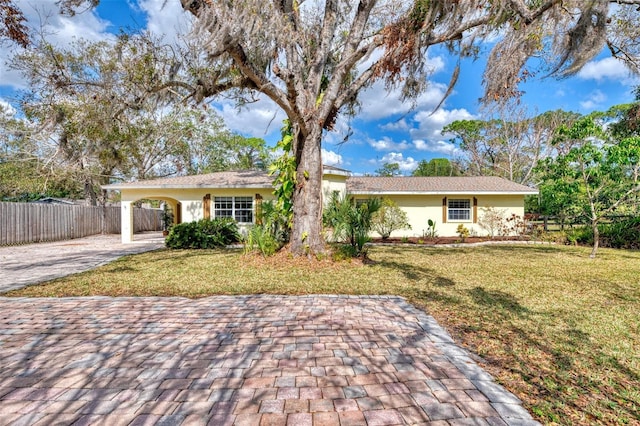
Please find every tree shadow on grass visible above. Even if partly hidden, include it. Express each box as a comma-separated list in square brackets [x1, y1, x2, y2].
[413, 283, 640, 423]
[468, 287, 530, 316]
[103, 265, 138, 273]
[373, 259, 455, 288]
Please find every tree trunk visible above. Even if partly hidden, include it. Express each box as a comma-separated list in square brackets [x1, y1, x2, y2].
[590, 220, 599, 259]
[290, 127, 325, 256]
[84, 177, 97, 206]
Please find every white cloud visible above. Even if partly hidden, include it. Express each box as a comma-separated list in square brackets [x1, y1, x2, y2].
[369, 136, 409, 151]
[0, 99, 17, 117]
[413, 139, 458, 156]
[18, 2, 114, 46]
[136, 0, 192, 43]
[357, 74, 448, 121]
[577, 57, 635, 83]
[213, 97, 286, 139]
[580, 89, 607, 110]
[410, 108, 475, 141]
[0, 2, 114, 91]
[321, 149, 343, 166]
[379, 118, 410, 132]
[379, 152, 419, 172]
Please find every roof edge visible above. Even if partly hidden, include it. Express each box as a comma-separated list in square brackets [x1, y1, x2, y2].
[349, 190, 539, 196]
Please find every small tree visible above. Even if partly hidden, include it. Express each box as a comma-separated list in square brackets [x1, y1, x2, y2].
[478, 206, 507, 238]
[371, 198, 411, 240]
[538, 114, 640, 258]
[323, 193, 381, 257]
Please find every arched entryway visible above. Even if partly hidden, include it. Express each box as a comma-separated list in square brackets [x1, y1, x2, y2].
[121, 197, 181, 243]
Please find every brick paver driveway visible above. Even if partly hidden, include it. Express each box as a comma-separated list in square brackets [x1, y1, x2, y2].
[0, 295, 539, 425]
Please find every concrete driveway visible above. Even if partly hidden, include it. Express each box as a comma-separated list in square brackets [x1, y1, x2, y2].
[0, 233, 164, 293]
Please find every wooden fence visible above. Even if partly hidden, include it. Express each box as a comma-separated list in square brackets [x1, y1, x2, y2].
[0, 202, 163, 246]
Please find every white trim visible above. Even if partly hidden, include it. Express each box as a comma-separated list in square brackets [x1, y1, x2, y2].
[348, 190, 538, 196]
[104, 184, 272, 190]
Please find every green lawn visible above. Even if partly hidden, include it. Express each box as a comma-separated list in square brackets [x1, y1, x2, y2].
[6, 244, 640, 424]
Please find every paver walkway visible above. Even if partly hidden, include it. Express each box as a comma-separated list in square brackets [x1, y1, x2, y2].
[0, 234, 164, 293]
[0, 295, 539, 425]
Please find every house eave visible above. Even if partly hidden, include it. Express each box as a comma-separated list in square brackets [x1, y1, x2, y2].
[103, 184, 274, 191]
[348, 190, 539, 196]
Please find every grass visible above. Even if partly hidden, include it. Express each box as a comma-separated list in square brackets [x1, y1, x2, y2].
[6, 244, 640, 424]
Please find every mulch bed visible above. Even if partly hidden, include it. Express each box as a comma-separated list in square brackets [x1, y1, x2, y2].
[371, 236, 530, 245]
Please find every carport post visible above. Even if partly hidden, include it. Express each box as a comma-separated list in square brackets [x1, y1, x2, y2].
[121, 201, 134, 243]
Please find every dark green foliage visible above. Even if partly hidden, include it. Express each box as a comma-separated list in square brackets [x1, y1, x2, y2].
[556, 218, 640, 249]
[323, 192, 381, 256]
[244, 201, 289, 257]
[165, 218, 241, 249]
[412, 158, 459, 176]
[600, 217, 640, 249]
[565, 227, 594, 246]
[268, 120, 295, 233]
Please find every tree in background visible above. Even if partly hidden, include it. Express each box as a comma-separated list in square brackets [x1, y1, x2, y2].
[537, 113, 640, 258]
[444, 108, 580, 185]
[0, 101, 83, 200]
[375, 162, 402, 177]
[412, 158, 459, 177]
[8, 33, 269, 204]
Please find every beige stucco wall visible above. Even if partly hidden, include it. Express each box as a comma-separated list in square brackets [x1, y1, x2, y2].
[355, 194, 526, 238]
[118, 187, 275, 242]
[321, 173, 348, 203]
[116, 180, 526, 242]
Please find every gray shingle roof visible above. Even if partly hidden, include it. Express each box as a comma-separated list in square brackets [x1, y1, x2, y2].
[103, 171, 537, 194]
[103, 170, 273, 190]
[347, 176, 537, 194]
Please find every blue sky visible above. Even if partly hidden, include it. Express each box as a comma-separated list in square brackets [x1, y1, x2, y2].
[1, 0, 637, 176]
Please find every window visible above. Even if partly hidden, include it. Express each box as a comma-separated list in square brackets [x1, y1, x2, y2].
[448, 199, 471, 221]
[214, 196, 253, 223]
[234, 197, 253, 223]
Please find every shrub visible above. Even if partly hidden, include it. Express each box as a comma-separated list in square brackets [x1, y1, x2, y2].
[165, 218, 241, 249]
[504, 214, 528, 236]
[478, 206, 506, 237]
[244, 225, 280, 257]
[456, 224, 470, 241]
[323, 192, 381, 256]
[565, 226, 593, 246]
[371, 198, 411, 240]
[599, 217, 640, 249]
[244, 200, 290, 257]
[478, 206, 529, 237]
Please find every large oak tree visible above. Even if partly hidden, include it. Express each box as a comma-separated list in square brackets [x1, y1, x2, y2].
[180, 0, 640, 255]
[5, 0, 640, 254]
